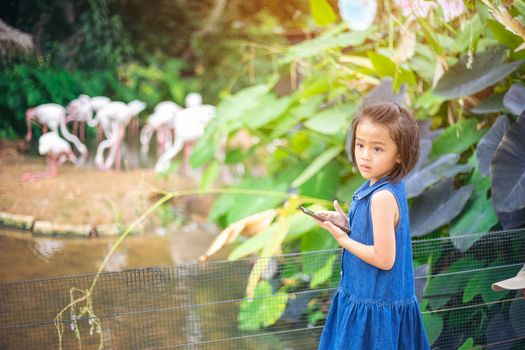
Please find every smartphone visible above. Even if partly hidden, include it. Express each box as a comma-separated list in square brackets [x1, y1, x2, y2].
[299, 206, 351, 234]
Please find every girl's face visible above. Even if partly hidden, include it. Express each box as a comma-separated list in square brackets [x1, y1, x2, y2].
[354, 118, 400, 185]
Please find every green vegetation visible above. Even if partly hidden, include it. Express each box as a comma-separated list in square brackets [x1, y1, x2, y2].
[2, 0, 525, 348]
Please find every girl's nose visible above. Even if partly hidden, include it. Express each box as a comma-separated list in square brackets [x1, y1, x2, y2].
[360, 148, 371, 160]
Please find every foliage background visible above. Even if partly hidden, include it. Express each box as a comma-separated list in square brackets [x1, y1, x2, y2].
[1, 0, 525, 348]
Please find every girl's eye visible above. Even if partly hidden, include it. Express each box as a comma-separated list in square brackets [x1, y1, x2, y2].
[374, 147, 383, 152]
[356, 143, 364, 148]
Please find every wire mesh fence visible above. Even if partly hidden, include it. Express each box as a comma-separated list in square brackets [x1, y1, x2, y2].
[0, 229, 524, 349]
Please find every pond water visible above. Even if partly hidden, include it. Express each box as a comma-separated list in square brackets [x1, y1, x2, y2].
[0, 227, 321, 349]
[0, 225, 227, 282]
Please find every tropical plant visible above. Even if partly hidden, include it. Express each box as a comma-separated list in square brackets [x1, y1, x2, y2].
[186, 0, 525, 345]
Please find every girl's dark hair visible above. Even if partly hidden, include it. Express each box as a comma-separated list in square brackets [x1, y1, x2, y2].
[347, 102, 420, 183]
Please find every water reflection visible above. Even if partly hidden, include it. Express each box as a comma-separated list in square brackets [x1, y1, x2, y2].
[31, 239, 64, 261]
[0, 225, 225, 282]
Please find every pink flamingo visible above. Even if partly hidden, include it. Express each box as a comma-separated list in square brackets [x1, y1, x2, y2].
[155, 104, 215, 174]
[25, 103, 88, 164]
[94, 100, 146, 171]
[21, 132, 78, 181]
[140, 101, 181, 155]
[66, 95, 111, 142]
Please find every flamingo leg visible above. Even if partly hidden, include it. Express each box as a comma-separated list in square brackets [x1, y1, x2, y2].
[21, 154, 60, 182]
[182, 141, 194, 175]
[80, 122, 85, 142]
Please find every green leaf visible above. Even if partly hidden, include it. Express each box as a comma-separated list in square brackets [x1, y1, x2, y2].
[292, 146, 342, 188]
[431, 119, 486, 156]
[228, 225, 277, 260]
[304, 105, 353, 135]
[450, 195, 498, 252]
[516, 0, 525, 17]
[336, 174, 365, 202]
[238, 281, 288, 330]
[462, 275, 481, 303]
[422, 312, 443, 345]
[416, 17, 444, 55]
[425, 256, 479, 309]
[300, 228, 339, 253]
[208, 176, 288, 225]
[480, 258, 511, 304]
[281, 29, 372, 63]
[368, 52, 416, 90]
[216, 84, 273, 124]
[486, 19, 525, 60]
[189, 126, 221, 168]
[310, 254, 337, 288]
[299, 160, 340, 200]
[452, 15, 483, 54]
[457, 338, 475, 350]
[200, 160, 220, 190]
[309, 0, 337, 26]
[243, 94, 295, 129]
[434, 46, 524, 99]
[285, 213, 321, 242]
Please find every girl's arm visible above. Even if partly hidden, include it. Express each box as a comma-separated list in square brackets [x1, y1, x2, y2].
[322, 190, 398, 270]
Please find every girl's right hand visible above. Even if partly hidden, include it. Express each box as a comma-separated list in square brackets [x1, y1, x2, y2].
[316, 200, 349, 227]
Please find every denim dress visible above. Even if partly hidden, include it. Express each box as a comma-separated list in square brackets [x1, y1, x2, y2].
[318, 178, 430, 350]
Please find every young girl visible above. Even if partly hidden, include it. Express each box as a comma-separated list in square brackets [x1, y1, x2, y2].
[316, 102, 430, 349]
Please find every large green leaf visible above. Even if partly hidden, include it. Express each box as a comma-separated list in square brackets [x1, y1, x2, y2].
[503, 84, 525, 116]
[310, 254, 337, 288]
[208, 176, 289, 225]
[228, 213, 319, 260]
[269, 95, 324, 139]
[216, 83, 274, 124]
[450, 195, 498, 252]
[405, 152, 472, 199]
[304, 105, 352, 135]
[228, 225, 277, 260]
[368, 52, 416, 90]
[291, 146, 342, 188]
[243, 94, 295, 129]
[309, 0, 337, 26]
[425, 256, 478, 309]
[491, 113, 525, 213]
[476, 116, 510, 177]
[451, 15, 483, 54]
[434, 46, 524, 99]
[281, 28, 371, 63]
[431, 119, 486, 156]
[189, 125, 222, 168]
[410, 178, 473, 237]
[299, 160, 341, 200]
[238, 281, 288, 330]
[422, 312, 443, 346]
[480, 258, 510, 304]
[300, 228, 339, 253]
[471, 94, 505, 114]
[486, 19, 525, 60]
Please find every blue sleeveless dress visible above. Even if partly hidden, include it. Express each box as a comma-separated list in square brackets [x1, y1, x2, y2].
[318, 178, 430, 350]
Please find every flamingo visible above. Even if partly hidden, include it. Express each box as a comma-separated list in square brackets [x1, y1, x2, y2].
[25, 103, 88, 164]
[94, 100, 146, 171]
[140, 101, 182, 155]
[66, 95, 111, 142]
[155, 104, 215, 173]
[21, 132, 78, 181]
